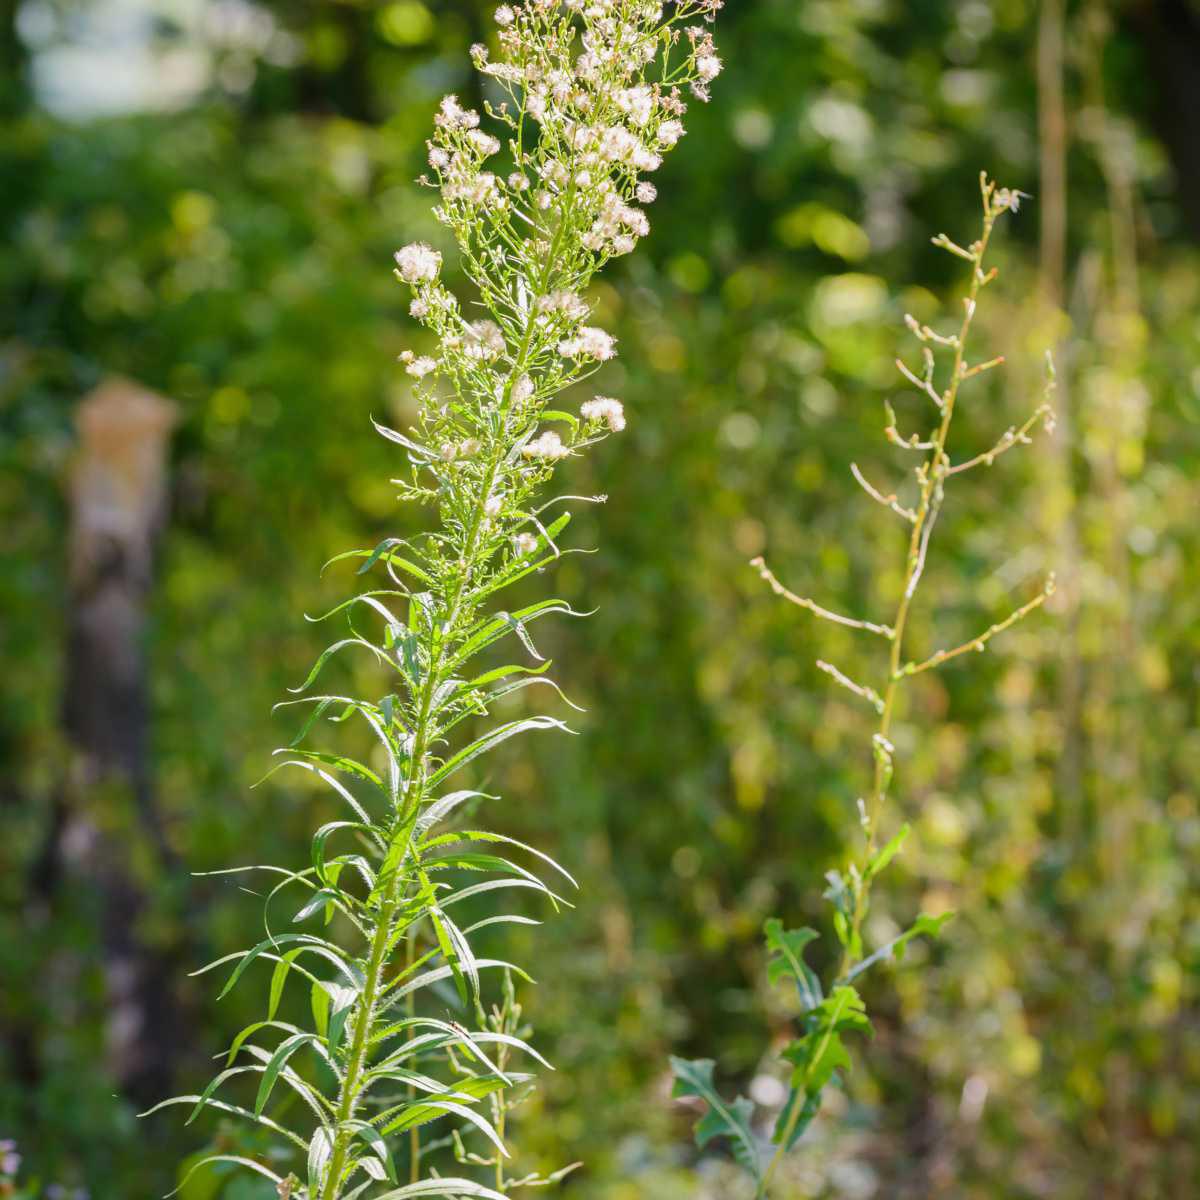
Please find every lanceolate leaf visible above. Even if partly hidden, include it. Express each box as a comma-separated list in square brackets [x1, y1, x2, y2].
[346, 1120, 398, 1183]
[426, 716, 571, 789]
[378, 1096, 509, 1155]
[371, 1181, 507, 1200]
[169, 1156, 285, 1198]
[254, 1032, 335, 1116]
[142, 1094, 308, 1151]
[865, 822, 911, 880]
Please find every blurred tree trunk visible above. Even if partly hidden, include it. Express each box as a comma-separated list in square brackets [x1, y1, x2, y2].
[1036, 0, 1086, 824]
[45, 379, 182, 1107]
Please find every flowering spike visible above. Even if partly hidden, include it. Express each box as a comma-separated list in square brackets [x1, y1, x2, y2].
[172, 4, 726, 1197]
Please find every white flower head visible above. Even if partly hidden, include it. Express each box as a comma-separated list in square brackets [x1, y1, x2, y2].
[512, 374, 536, 405]
[514, 531, 539, 555]
[436, 94, 480, 129]
[696, 53, 723, 82]
[538, 289, 589, 323]
[582, 395, 626, 431]
[394, 242, 442, 284]
[617, 84, 656, 126]
[467, 129, 502, 158]
[464, 319, 506, 361]
[657, 119, 685, 147]
[522, 430, 571, 460]
[399, 350, 438, 379]
[558, 326, 617, 362]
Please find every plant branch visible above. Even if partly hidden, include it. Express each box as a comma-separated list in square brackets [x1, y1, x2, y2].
[751, 557, 894, 638]
[897, 579, 1055, 678]
[849, 462, 917, 523]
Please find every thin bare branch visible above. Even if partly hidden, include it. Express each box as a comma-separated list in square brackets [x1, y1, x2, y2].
[904, 313, 960, 348]
[896, 577, 1056, 678]
[750, 557, 893, 638]
[960, 355, 1005, 380]
[947, 402, 1055, 475]
[816, 660, 885, 713]
[903, 485, 942, 600]
[850, 462, 917, 523]
[895, 357, 944, 409]
[931, 232, 975, 261]
[883, 400, 935, 451]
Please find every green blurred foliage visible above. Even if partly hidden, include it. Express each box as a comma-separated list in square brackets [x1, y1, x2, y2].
[1, 1, 1198, 1197]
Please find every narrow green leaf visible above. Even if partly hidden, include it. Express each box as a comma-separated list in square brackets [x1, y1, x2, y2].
[772, 1086, 822, 1151]
[169, 1156, 284, 1198]
[427, 716, 570, 789]
[421, 830, 578, 888]
[254, 1032, 319, 1116]
[268, 949, 303, 1020]
[311, 981, 330, 1038]
[140, 1094, 308, 1152]
[378, 1096, 508, 1156]
[866, 822, 911, 880]
[371, 1180, 507, 1200]
[346, 1120, 398, 1183]
[326, 983, 358, 1055]
[307, 1126, 334, 1197]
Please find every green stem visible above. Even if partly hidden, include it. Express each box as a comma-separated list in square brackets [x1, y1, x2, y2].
[406, 933, 420, 1184]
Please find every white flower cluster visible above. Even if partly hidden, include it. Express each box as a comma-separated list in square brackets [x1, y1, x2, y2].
[523, 430, 572, 460]
[584, 192, 651, 256]
[582, 395, 626, 431]
[388, 0, 721, 556]
[399, 350, 438, 379]
[687, 25, 723, 100]
[558, 326, 617, 361]
[394, 242, 442, 284]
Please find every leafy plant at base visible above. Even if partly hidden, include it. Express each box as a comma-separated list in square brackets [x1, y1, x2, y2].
[672, 175, 1056, 1196]
[144, 3, 725, 1197]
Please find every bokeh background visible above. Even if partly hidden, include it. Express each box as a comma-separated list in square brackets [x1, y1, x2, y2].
[2, 1, 1198, 1197]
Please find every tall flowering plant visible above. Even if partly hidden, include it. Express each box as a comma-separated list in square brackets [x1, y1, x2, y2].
[148, 4, 723, 1198]
[672, 177, 1056, 1197]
